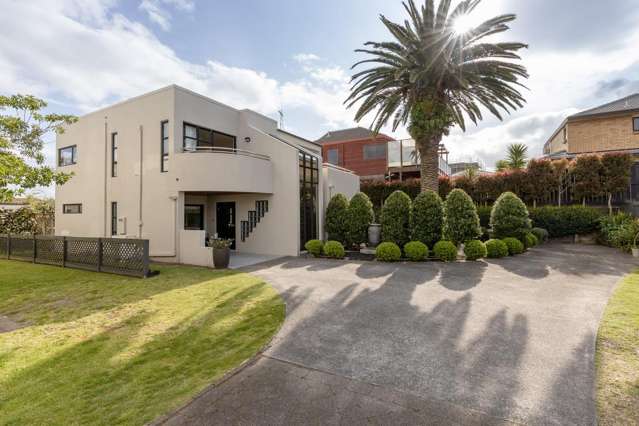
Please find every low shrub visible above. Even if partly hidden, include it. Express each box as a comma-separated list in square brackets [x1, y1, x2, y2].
[464, 240, 487, 261]
[404, 241, 428, 261]
[599, 213, 639, 252]
[380, 190, 412, 247]
[323, 241, 345, 259]
[410, 191, 443, 248]
[443, 189, 481, 245]
[531, 227, 549, 243]
[490, 192, 531, 240]
[502, 237, 525, 255]
[325, 194, 349, 244]
[376, 242, 402, 262]
[486, 239, 509, 258]
[529, 205, 602, 238]
[346, 192, 375, 246]
[304, 239, 323, 257]
[523, 232, 538, 248]
[434, 240, 458, 262]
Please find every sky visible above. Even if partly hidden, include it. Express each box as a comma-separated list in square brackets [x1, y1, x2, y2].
[2, 0, 639, 196]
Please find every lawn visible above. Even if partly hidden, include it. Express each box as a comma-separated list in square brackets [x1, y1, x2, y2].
[0, 260, 285, 425]
[596, 270, 639, 425]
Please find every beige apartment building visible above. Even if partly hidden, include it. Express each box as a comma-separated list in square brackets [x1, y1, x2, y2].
[55, 85, 359, 266]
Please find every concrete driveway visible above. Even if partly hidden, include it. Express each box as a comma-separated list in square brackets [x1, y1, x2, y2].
[162, 243, 635, 425]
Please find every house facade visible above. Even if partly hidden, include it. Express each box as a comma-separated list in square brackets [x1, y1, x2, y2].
[55, 85, 359, 266]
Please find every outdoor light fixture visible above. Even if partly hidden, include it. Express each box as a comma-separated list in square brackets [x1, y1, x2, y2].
[244, 137, 251, 143]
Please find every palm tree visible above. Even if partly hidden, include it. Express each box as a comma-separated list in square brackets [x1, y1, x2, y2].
[345, 0, 528, 192]
[495, 159, 509, 172]
[505, 143, 528, 169]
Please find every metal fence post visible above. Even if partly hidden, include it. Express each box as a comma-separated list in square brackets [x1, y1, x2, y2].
[62, 237, 67, 268]
[142, 240, 150, 278]
[97, 238, 103, 272]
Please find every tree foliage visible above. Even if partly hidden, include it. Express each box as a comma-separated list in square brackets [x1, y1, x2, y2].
[1, 95, 77, 202]
[410, 190, 443, 247]
[346, 192, 375, 246]
[490, 192, 531, 240]
[572, 155, 603, 203]
[525, 159, 554, 207]
[601, 153, 633, 214]
[443, 189, 481, 244]
[325, 194, 349, 243]
[380, 190, 412, 246]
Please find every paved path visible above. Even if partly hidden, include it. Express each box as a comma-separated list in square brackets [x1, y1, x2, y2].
[161, 243, 635, 425]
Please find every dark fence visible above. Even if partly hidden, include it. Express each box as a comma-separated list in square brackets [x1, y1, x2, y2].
[0, 235, 150, 278]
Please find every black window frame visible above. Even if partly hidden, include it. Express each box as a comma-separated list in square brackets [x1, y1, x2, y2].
[363, 143, 386, 160]
[58, 145, 77, 167]
[111, 202, 118, 236]
[184, 204, 205, 230]
[326, 148, 340, 165]
[161, 120, 169, 172]
[63, 203, 82, 214]
[183, 122, 237, 152]
[633, 117, 639, 133]
[299, 152, 319, 248]
[111, 132, 118, 177]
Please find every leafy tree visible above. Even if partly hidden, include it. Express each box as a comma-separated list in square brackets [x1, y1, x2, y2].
[346, 0, 528, 194]
[410, 190, 443, 247]
[505, 143, 528, 169]
[380, 190, 412, 246]
[0, 95, 77, 202]
[495, 159, 509, 172]
[443, 189, 481, 244]
[325, 193, 349, 243]
[601, 153, 633, 215]
[572, 155, 603, 205]
[346, 192, 375, 246]
[551, 158, 570, 206]
[525, 159, 554, 207]
[490, 192, 531, 240]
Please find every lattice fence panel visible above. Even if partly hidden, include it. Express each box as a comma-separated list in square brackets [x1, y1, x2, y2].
[35, 237, 64, 266]
[101, 239, 147, 277]
[9, 237, 34, 261]
[65, 237, 99, 270]
[0, 235, 8, 258]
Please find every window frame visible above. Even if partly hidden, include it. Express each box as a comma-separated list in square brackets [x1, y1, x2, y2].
[183, 122, 237, 152]
[161, 120, 169, 172]
[184, 204, 205, 230]
[58, 145, 77, 167]
[633, 117, 639, 133]
[62, 203, 82, 214]
[362, 143, 387, 160]
[111, 132, 118, 177]
[326, 148, 340, 165]
[111, 202, 118, 236]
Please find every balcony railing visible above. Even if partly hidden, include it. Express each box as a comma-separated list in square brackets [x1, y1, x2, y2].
[183, 146, 270, 161]
[387, 139, 451, 176]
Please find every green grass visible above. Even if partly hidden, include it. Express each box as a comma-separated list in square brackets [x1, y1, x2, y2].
[0, 260, 285, 425]
[596, 270, 639, 425]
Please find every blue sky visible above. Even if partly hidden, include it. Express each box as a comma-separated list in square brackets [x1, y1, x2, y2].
[2, 0, 639, 198]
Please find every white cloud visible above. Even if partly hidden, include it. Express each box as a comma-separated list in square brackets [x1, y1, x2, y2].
[139, 0, 194, 31]
[293, 53, 320, 63]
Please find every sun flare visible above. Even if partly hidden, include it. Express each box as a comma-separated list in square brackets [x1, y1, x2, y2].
[453, 15, 476, 34]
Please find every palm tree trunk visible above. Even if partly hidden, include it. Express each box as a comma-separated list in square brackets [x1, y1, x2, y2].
[417, 134, 441, 193]
[608, 193, 613, 215]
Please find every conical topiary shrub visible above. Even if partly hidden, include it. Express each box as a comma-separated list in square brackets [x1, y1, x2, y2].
[325, 193, 349, 244]
[443, 189, 481, 245]
[380, 190, 412, 247]
[410, 190, 443, 248]
[490, 192, 531, 240]
[346, 192, 375, 246]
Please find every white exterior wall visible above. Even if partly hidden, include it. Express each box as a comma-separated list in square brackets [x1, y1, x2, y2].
[55, 85, 324, 261]
[322, 164, 360, 202]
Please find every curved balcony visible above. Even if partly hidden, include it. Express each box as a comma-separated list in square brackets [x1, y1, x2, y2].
[173, 147, 273, 194]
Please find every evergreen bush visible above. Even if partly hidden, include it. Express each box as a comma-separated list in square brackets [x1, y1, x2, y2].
[443, 189, 481, 245]
[433, 240, 458, 262]
[464, 240, 487, 261]
[323, 241, 345, 259]
[486, 239, 509, 258]
[346, 192, 374, 246]
[490, 192, 531, 240]
[325, 194, 349, 244]
[380, 190, 412, 247]
[403, 241, 428, 261]
[304, 240, 323, 257]
[376, 242, 402, 262]
[410, 190, 443, 248]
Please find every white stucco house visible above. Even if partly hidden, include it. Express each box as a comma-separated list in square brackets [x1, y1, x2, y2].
[55, 85, 359, 266]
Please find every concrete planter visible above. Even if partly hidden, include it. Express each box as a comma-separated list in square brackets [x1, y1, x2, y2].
[368, 224, 381, 247]
[213, 247, 230, 269]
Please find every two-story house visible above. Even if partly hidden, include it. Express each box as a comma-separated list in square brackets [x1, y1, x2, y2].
[55, 85, 359, 267]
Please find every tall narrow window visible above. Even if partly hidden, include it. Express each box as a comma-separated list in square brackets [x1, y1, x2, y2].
[299, 152, 319, 247]
[161, 121, 169, 172]
[111, 133, 118, 177]
[111, 202, 118, 236]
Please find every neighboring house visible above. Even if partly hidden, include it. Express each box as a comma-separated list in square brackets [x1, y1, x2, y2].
[0, 198, 29, 211]
[55, 85, 359, 266]
[316, 127, 451, 181]
[449, 162, 480, 176]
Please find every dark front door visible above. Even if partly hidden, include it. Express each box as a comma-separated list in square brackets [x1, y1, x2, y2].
[216, 202, 236, 249]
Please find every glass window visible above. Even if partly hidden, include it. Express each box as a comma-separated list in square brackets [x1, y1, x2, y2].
[213, 131, 235, 150]
[363, 143, 386, 160]
[161, 121, 169, 172]
[63, 203, 82, 214]
[111, 133, 118, 177]
[183, 123, 236, 151]
[299, 152, 319, 248]
[327, 148, 339, 165]
[184, 205, 204, 230]
[633, 117, 639, 132]
[58, 145, 77, 166]
[111, 202, 118, 236]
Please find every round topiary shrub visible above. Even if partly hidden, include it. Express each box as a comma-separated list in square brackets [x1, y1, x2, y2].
[523, 232, 538, 248]
[502, 237, 525, 255]
[410, 190, 443, 248]
[323, 241, 345, 259]
[464, 240, 487, 261]
[486, 239, 509, 258]
[346, 192, 375, 246]
[376, 242, 402, 262]
[304, 239, 323, 257]
[403, 241, 428, 262]
[433, 240, 458, 262]
[325, 194, 349, 244]
[380, 190, 412, 247]
[443, 189, 481, 245]
[531, 227, 549, 243]
[490, 192, 531, 240]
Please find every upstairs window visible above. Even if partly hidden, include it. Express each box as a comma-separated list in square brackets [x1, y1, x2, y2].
[633, 117, 639, 133]
[183, 123, 236, 152]
[63, 203, 82, 214]
[327, 148, 339, 165]
[58, 145, 77, 166]
[363, 143, 386, 160]
[111, 133, 118, 177]
[161, 121, 169, 172]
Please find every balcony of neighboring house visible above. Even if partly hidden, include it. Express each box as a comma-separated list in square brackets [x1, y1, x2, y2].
[173, 123, 273, 194]
[386, 138, 451, 181]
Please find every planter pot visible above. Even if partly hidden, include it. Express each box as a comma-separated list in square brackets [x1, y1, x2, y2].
[368, 224, 381, 247]
[632, 248, 639, 258]
[213, 247, 230, 269]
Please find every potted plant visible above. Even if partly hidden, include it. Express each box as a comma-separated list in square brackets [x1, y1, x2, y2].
[211, 238, 233, 269]
[368, 223, 381, 247]
[632, 232, 639, 258]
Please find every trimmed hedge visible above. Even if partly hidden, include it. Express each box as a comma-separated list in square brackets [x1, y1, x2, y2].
[443, 189, 481, 245]
[490, 192, 531, 240]
[325, 194, 349, 243]
[523, 232, 538, 248]
[404, 241, 428, 261]
[434, 241, 458, 262]
[531, 227, 549, 243]
[347, 192, 375, 246]
[380, 190, 412, 247]
[304, 240, 323, 257]
[376, 242, 402, 262]
[464, 240, 487, 261]
[323, 241, 345, 259]
[529, 205, 602, 237]
[486, 239, 509, 258]
[503, 237, 525, 255]
[410, 190, 443, 248]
